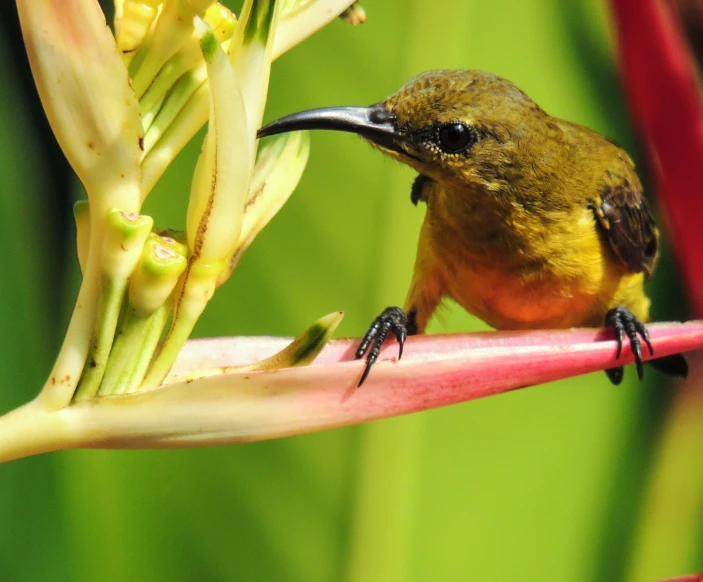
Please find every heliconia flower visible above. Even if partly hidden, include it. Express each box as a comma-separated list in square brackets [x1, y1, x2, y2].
[1, 0, 359, 443]
[3, 0, 703, 470]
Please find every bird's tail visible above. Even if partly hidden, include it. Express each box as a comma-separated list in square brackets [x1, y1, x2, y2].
[649, 353, 688, 378]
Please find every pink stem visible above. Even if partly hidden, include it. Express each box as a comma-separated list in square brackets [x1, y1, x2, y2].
[75, 321, 703, 451]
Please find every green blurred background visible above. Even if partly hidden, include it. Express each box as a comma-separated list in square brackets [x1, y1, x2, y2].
[0, 0, 701, 580]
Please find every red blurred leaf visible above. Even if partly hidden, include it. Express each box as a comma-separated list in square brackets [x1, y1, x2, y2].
[610, 0, 703, 314]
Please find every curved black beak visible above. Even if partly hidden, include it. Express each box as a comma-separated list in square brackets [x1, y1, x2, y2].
[257, 105, 401, 153]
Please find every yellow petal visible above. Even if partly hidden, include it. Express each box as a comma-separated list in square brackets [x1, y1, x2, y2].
[228, 0, 280, 140]
[187, 20, 250, 263]
[217, 131, 310, 285]
[274, 0, 356, 58]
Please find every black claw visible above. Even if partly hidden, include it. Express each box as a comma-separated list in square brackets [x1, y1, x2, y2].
[397, 328, 408, 360]
[354, 324, 378, 360]
[604, 306, 653, 384]
[356, 306, 408, 387]
[605, 307, 689, 383]
[358, 358, 374, 387]
[634, 355, 644, 381]
[637, 321, 654, 356]
[611, 317, 625, 359]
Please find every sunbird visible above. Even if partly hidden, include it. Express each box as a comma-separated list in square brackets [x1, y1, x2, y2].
[258, 70, 687, 386]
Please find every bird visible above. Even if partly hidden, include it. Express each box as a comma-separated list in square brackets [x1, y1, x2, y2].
[257, 69, 688, 386]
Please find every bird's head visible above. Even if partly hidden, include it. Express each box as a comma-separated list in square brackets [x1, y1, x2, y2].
[257, 70, 555, 190]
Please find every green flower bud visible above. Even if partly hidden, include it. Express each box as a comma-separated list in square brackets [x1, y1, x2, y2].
[102, 209, 154, 279]
[155, 229, 190, 254]
[129, 237, 188, 317]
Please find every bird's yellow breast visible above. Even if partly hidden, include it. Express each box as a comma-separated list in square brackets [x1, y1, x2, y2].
[424, 189, 651, 329]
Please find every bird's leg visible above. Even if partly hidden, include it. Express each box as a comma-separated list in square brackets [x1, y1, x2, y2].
[604, 305, 654, 384]
[355, 307, 409, 386]
[355, 261, 444, 386]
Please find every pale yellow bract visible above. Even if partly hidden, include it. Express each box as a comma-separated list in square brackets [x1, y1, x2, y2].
[0, 0, 356, 462]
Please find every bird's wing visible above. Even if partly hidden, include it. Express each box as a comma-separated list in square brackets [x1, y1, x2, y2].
[592, 173, 658, 277]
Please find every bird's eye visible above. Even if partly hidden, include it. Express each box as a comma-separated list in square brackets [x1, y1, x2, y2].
[438, 122, 476, 153]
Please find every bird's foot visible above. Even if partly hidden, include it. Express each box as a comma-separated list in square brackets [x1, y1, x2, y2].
[355, 306, 408, 387]
[604, 305, 654, 385]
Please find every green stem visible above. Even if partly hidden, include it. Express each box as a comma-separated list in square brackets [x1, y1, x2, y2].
[140, 40, 202, 133]
[140, 283, 205, 391]
[99, 305, 155, 395]
[73, 276, 127, 401]
[140, 81, 210, 197]
[36, 241, 102, 410]
[123, 304, 170, 394]
[142, 64, 207, 156]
